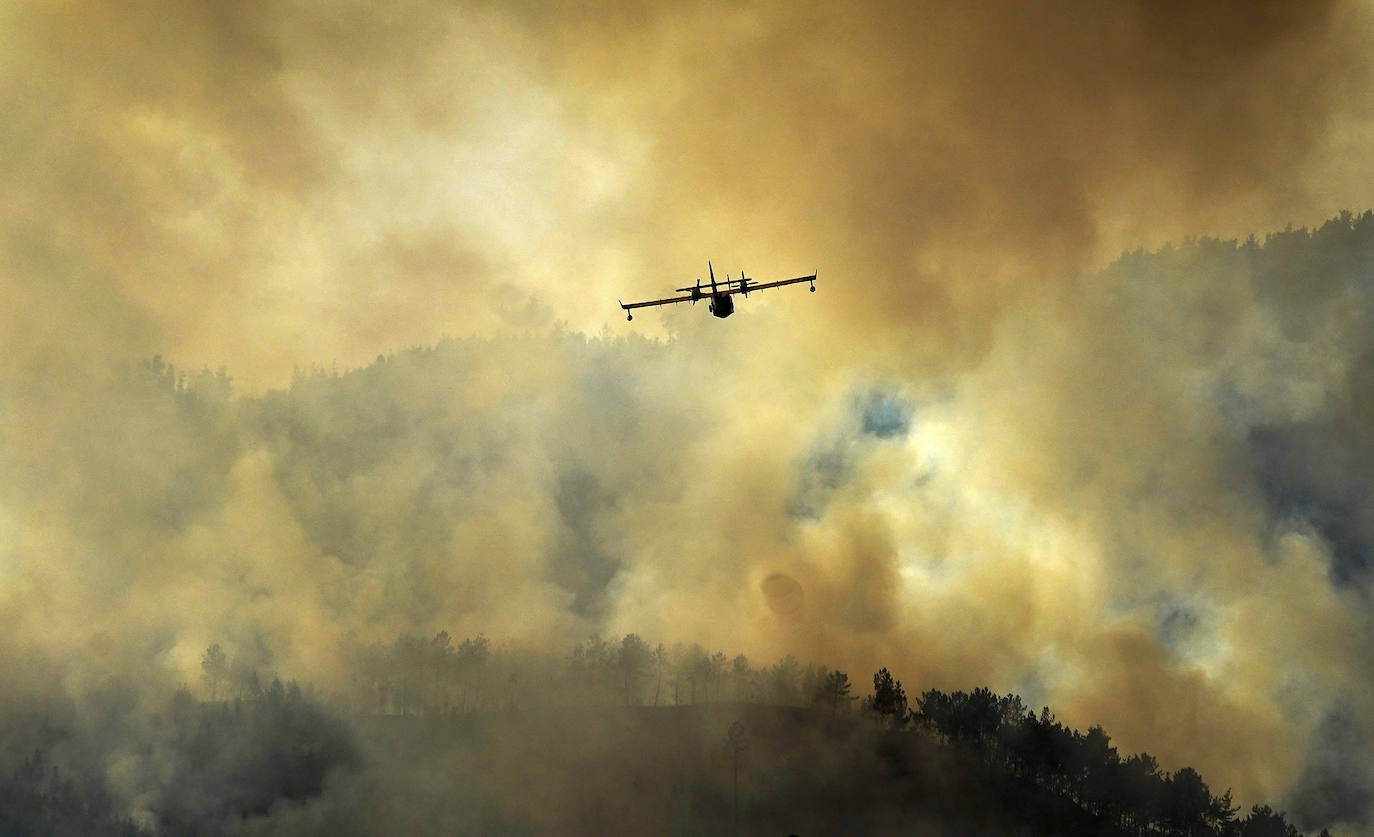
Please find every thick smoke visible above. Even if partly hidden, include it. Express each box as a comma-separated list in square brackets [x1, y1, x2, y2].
[4, 1, 1370, 387]
[4, 1, 1374, 832]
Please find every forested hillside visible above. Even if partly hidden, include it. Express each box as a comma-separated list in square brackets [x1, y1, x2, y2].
[6, 214, 1374, 833]
[1, 627, 1325, 835]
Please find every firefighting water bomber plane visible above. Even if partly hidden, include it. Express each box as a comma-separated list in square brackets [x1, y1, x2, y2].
[620, 262, 817, 321]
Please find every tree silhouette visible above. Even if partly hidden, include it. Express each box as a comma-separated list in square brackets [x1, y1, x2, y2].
[201, 643, 227, 701]
[681, 643, 709, 704]
[618, 633, 652, 705]
[869, 668, 908, 726]
[455, 633, 489, 711]
[1207, 788, 1240, 833]
[768, 655, 802, 705]
[1162, 766, 1213, 835]
[814, 670, 856, 717]
[231, 661, 262, 701]
[731, 654, 753, 702]
[708, 651, 728, 702]
[1239, 804, 1303, 837]
[651, 643, 668, 705]
[1118, 752, 1163, 832]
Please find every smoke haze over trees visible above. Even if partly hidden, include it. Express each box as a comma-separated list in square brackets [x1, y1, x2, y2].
[0, 624, 1330, 835]
[3, 219, 1374, 832]
[6, 0, 1374, 829]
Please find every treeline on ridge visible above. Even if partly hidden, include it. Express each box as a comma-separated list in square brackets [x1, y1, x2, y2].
[201, 629, 1324, 837]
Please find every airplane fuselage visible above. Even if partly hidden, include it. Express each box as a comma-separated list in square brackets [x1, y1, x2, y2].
[708, 293, 735, 318]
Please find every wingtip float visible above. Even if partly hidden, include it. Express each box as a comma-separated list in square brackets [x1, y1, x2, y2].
[620, 262, 817, 321]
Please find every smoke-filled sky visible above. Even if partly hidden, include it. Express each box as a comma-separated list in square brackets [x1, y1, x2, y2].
[6, 0, 1374, 829]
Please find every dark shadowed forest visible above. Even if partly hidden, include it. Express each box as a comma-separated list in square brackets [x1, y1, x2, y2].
[0, 627, 1328, 836]
[6, 216, 1374, 834]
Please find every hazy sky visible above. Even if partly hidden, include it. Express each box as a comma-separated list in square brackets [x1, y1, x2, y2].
[6, 0, 1374, 825]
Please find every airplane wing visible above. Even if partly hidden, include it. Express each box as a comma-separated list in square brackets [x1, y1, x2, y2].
[717, 272, 817, 297]
[620, 293, 698, 311]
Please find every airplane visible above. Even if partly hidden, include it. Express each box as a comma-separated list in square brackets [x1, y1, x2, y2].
[619, 262, 817, 321]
